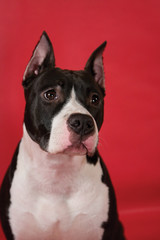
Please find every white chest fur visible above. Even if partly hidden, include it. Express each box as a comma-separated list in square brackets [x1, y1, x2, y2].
[9, 130, 109, 240]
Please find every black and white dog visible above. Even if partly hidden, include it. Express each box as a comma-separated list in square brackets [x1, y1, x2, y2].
[0, 32, 125, 240]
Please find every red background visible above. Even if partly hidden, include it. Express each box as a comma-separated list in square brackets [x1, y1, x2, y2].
[0, 0, 160, 239]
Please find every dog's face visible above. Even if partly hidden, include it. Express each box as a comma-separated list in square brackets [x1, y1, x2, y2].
[22, 32, 106, 157]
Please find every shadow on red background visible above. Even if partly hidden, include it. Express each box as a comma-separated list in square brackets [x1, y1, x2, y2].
[0, 0, 160, 239]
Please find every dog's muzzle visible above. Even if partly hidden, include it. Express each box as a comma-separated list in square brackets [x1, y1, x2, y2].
[47, 111, 98, 156]
[62, 113, 97, 156]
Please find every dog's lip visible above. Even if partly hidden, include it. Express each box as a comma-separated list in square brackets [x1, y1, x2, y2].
[63, 143, 88, 156]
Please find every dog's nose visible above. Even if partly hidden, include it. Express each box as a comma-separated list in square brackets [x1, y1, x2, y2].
[67, 113, 95, 136]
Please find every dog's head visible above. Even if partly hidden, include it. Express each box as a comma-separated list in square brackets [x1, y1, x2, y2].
[22, 32, 106, 157]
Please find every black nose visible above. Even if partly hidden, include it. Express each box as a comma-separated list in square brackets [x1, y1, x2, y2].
[67, 113, 95, 136]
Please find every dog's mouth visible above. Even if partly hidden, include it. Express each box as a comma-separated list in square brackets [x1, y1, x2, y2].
[63, 142, 88, 156]
[62, 134, 98, 157]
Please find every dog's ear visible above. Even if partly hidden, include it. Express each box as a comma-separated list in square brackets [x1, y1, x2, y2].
[85, 41, 107, 89]
[23, 31, 55, 81]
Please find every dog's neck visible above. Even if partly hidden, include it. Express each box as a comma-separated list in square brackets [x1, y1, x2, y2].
[20, 124, 87, 194]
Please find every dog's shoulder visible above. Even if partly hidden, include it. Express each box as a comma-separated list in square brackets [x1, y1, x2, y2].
[0, 142, 20, 239]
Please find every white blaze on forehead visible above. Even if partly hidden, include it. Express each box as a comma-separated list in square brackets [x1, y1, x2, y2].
[47, 88, 98, 154]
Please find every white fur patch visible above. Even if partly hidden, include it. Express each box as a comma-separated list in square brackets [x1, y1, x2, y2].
[9, 126, 109, 240]
[47, 88, 98, 155]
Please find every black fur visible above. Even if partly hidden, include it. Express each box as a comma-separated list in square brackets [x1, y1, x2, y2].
[0, 144, 20, 240]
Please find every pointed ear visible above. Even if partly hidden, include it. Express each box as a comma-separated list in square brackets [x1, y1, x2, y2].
[85, 41, 107, 89]
[23, 31, 55, 81]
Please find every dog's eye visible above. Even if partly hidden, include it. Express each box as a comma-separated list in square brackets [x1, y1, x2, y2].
[43, 89, 57, 101]
[90, 93, 100, 106]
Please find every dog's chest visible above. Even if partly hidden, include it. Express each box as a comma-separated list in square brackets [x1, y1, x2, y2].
[9, 143, 109, 240]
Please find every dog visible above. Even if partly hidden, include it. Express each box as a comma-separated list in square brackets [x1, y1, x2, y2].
[0, 32, 125, 240]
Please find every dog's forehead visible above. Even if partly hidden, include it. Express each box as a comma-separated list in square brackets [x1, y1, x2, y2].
[36, 68, 96, 91]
